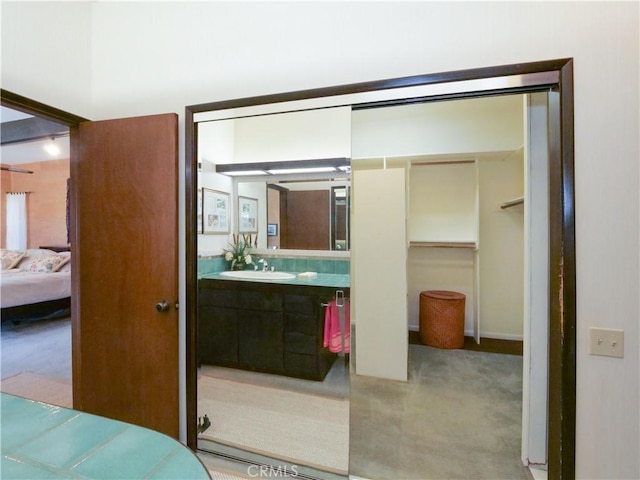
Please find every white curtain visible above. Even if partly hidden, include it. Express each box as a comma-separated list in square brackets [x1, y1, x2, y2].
[6, 193, 27, 250]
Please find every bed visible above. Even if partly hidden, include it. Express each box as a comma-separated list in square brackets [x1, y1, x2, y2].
[1, 248, 71, 322]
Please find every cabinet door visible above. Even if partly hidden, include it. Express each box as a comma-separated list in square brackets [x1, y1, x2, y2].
[283, 294, 319, 376]
[284, 294, 318, 335]
[198, 306, 238, 366]
[238, 310, 284, 372]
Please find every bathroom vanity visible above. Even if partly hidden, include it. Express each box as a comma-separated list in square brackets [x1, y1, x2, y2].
[198, 274, 350, 381]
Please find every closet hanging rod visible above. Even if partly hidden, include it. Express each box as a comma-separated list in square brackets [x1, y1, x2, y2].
[500, 196, 524, 209]
[409, 241, 477, 249]
[1, 166, 34, 174]
[412, 159, 475, 167]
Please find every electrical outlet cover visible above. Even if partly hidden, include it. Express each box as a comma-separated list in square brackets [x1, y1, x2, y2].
[589, 327, 624, 358]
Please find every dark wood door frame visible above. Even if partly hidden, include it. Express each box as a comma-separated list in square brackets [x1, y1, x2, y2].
[1, 90, 88, 127]
[186, 58, 576, 480]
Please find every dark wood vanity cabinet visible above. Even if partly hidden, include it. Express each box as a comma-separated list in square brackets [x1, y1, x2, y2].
[238, 309, 284, 372]
[283, 293, 335, 379]
[198, 279, 347, 380]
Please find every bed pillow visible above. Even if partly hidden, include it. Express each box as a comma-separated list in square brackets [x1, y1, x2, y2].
[26, 248, 57, 256]
[58, 259, 72, 272]
[1, 250, 26, 270]
[57, 251, 71, 269]
[21, 253, 71, 273]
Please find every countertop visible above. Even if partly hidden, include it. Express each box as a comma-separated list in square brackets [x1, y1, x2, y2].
[1, 393, 211, 479]
[200, 271, 350, 289]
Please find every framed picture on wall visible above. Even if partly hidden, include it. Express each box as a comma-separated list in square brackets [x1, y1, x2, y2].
[197, 189, 203, 234]
[267, 223, 278, 236]
[203, 188, 230, 234]
[238, 196, 258, 234]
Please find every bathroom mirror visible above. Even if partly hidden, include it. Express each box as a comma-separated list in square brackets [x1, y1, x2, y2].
[233, 178, 351, 251]
[186, 59, 576, 479]
[197, 107, 351, 254]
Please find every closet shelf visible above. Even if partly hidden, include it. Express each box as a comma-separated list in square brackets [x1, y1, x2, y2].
[409, 241, 478, 249]
[500, 196, 524, 209]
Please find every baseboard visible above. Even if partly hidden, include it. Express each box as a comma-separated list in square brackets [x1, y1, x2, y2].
[529, 466, 548, 480]
[409, 325, 524, 342]
[478, 331, 524, 342]
[409, 325, 523, 342]
[408, 331, 523, 356]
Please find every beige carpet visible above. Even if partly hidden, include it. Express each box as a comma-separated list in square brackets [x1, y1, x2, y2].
[1, 372, 72, 408]
[207, 467, 251, 480]
[198, 374, 349, 474]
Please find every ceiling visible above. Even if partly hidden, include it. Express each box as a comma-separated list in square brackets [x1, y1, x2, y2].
[1, 106, 70, 165]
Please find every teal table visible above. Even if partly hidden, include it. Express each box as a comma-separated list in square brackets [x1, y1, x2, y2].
[1, 393, 211, 479]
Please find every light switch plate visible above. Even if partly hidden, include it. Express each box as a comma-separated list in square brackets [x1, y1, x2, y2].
[589, 327, 624, 358]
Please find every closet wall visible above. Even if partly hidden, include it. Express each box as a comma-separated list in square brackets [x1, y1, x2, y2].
[407, 161, 478, 338]
[351, 95, 525, 343]
[478, 149, 525, 340]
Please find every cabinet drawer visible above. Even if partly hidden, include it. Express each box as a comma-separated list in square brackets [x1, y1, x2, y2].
[199, 288, 237, 308]
[198, 306, 238, 366]
[238, 291, 283, 312]
[285, 332, 317, 354]
[284, 294, 318, 315]
[284, 352, 316, 376]
[237, 310, 284, 372]
[285, 313, 318, 336]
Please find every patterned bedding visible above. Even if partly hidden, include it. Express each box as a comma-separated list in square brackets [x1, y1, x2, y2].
[0, 249, 71, 310]
[0, 270, 71, 309]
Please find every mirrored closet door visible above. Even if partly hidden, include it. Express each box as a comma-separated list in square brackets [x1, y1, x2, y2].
[194, 107, 352, 478]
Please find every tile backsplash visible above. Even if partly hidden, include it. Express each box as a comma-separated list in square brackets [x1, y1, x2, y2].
[198, 255, 349, 276]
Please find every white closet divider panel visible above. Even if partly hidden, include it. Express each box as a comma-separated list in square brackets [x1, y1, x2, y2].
[352, 168, 408, 381]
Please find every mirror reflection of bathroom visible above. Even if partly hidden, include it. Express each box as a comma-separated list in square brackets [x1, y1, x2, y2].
[196, 108, 352, 478]
[265, 181, 350, 251]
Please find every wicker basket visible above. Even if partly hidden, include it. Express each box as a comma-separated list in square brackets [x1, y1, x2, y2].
[419, 290, 465, 349]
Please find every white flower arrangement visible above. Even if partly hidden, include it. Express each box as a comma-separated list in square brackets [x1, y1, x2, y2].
[224, 234, 256, 270]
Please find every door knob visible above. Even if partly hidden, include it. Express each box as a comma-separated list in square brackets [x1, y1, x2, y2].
[155, 300, 170, 312]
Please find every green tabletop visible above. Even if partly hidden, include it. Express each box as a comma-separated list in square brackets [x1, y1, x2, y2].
[1, 393, 211, 480]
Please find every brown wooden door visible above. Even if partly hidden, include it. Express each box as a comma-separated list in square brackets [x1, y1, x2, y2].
[282, 190, 330, 250]
[72, 114, 179, 437]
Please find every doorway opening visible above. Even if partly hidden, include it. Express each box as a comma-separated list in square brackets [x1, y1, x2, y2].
[186, 59, 575, 479]
[0, 90, 87, 409]
[349, 92, 546, 478]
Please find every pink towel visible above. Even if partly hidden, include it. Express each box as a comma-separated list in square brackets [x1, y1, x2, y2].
[323, 298, 350, 353]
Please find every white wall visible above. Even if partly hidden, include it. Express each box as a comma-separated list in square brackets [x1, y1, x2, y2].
[409, 162, 478, 243]
[233, 108, 351, 163]
[2, 2, 638, 478]
[198, 120, 235, 254]
[1, 2, 93, 118]
[352, 96, 523, 158]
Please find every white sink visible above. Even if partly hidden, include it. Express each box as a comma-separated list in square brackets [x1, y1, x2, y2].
[219, 270, 296, 280]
